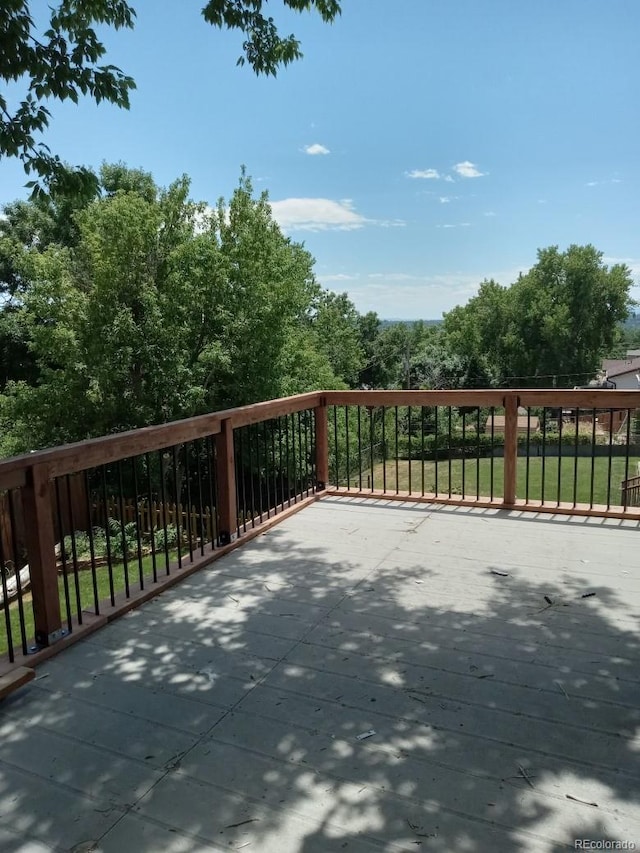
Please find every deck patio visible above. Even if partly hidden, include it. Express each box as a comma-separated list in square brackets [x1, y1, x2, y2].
[1, 496, 639, 852]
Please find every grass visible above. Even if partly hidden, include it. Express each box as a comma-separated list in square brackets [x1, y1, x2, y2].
[1, 548, 181, 658]
[344, 455, 640, 507]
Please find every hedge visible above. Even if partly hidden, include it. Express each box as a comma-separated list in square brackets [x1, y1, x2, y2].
[393, 430, 598, 460]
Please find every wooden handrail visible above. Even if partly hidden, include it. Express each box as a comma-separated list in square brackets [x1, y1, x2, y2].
[0, 392, 323, 487]
[0, 414, 223, 487]
[224, 392, 322, 428]
[517, 389, 640, 408]
[0, 392, 325, 651]
[325, 388, 640, 409]
[325, 390, 507, 407]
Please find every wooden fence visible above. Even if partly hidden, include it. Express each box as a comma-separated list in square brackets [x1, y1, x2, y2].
[621, 475, 640, 507]
[95, 498, 217, 543]
[0, 483, 217, 570]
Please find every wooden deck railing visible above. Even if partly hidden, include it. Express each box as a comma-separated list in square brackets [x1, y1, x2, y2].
[323, 389, 640, 516]
[1, 388, 639, 685]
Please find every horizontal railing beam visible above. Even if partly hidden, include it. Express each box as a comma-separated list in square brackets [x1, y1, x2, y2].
[325, 390, 508, 407]
[0, 393, 323, 482]
[225, 392, 322, 428]
[326, 388, 640, 409]
[0, 415, 223, 481]
[517, 389, 640, 408]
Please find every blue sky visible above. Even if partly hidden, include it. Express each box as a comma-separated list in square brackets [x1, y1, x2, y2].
[2, 0, 640, 318]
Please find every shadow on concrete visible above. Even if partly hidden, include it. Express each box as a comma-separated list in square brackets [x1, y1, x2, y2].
[1, 498, 639, 851]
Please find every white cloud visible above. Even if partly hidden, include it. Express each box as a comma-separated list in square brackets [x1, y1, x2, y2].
[303, 143, 330, 155]
[269, 198, 404, 232]
[437, 222, 471, 229]
[406, 168, 440, 180]
[270, 198, 365, 231]
[443, 175, 455, 183]
[319, 273, 360, 282]
[341, 265, 531, 317]
[603, 256, 640, 280]
[483, 211, 497, 217]
[439, 197, 451, 204]
[368, 272, 415, 281]
[193, 204, 216, 234]
[453, 161, 486, 178]
[586, 177, 622, 187]
[378, 219, 406, 228]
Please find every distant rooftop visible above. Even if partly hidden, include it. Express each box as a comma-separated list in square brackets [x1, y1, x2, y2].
[602, 356, 640, 378]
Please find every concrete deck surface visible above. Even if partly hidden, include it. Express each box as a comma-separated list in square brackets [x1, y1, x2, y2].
[1, 497, 639, 853]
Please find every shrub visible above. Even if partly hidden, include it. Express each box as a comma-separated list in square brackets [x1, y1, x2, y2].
[61, 531, 92, 561]
[392, 427, 596, 460]
[107, 518, 140, 558]
[152, 523, 179, 551]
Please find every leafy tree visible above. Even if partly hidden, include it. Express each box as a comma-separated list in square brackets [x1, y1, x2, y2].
[369, 321, 459, 390]
[443, 246, 634, 387]
[0, 168, 337, 454]
[507, 245, 632, 385]
[356, 310, 382, 388]
[202, 0, 342, 75]
[409, 340, 469, 391]
[1, 1, 341, 195]
[607, 318, 640, 357]
[443, 279, 510, 386]
[0, 161, 154, 388]
[310, 291, 365, 387]
[372, 321, 410, 388]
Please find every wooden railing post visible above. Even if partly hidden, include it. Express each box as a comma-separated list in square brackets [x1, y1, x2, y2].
[503, 393, 519, 507]
[314, 397, 328, 490]
[21, 463, 64, 647]
[215, 418, 236, 545]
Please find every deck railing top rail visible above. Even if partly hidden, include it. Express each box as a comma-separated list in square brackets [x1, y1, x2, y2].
[0, 391, 322, 488]
[324, 388, 640, 408]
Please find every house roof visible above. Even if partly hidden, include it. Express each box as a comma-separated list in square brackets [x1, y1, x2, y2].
[602, 356, 640, 379]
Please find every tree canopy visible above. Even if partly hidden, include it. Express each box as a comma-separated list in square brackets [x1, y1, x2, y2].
[0, 165, 363, 455]
[443, 245, 634, 387]
[0, 1, 342, 194]
[0, 170, 635, 459]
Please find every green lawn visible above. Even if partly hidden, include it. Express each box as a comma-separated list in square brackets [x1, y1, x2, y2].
[1, 549, 180, 657]
[344, 455, 640, 506]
